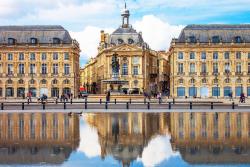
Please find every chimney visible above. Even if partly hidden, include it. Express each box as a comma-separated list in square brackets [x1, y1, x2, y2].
[100, 30, 105, 43]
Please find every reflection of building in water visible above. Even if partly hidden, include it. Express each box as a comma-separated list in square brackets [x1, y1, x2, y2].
[170, 112, 250, 164]
[85, 112, 170, 166]
[0, 112, 79, 165]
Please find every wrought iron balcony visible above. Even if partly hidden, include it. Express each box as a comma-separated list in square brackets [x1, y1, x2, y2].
[235, 72, 243, 76]
[200, 72, 208, 76]
[17, 73, 25, 77]
[189, 72, 197, 75]
[177, 72, 185, 75]
[224, 71, 231, 75]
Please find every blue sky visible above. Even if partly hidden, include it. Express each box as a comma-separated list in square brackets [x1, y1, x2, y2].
[0, 0, 249, 66]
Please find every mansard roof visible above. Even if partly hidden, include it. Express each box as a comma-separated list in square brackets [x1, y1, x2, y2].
[0, 25, 72, 44]
[177, 24, 250, 43]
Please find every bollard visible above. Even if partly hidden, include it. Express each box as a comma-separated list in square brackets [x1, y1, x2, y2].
[70, 98, 73, 104]
[1, 103, 3, 110]
[159, 98, 161, 104]
[190, 102, 192, 110]
[211, 102, 214, 110]
[42, 102, 45, 110]
[126, 102, 129, 109]
[115, 99, 117, 104]
[147, 102, 150, 110]
[56, 98, 58, 104]
[144, 98, 146, 104]
[100, 99, 102, 104]
[105, 102, 108, 109]
[85, 100, 87, 109]
[232, 102, 235, 109]
[64, 102, 66, 109]
[168, 102, 171, 109]
[22, 102, 24, 110]
[129, 98, 132, 104]
[173, 98, 175, 104]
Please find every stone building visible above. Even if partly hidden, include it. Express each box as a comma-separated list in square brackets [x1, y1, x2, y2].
[170, 112, 250, 164]
[85, 112, 169, 166]
[0, 112, 79, 164]
[80, 5, 169, 94]
[169, 25, 250, 98]
[0, 26, 80, 98]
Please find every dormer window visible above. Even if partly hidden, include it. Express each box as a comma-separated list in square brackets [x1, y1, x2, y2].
[53, 38, 60, 44]
[118, 39, 124, 44]
[188, 36, 196, 43]
[30, 38, 37, 44]
[212, 36, 220, 43]
[8, 38, 16, 45]
[235, 36, 242, 43]
[128, 38, 134, 44]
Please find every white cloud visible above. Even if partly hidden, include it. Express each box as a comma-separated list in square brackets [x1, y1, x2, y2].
[70, 15, 183, 66]
[137, 135, 179, 167]
[77, 120, 101, 158]
[70, 26, 114, 65]
[134, 15, 183, 51]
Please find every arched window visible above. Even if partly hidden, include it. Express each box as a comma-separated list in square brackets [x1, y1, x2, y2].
[212, 36, 220, 43]
[225, 78, 230, 83]
[235, 36, 242, 43]
[118, 39, 124, 44]
[41, 79, 47, 84]
[52, 79, 58, 85]
[190, 78, 195, 84]
[29, 79, 35, 84]
[236, 78, 242, 83]
[128, 38, 134, 44]
[63, 79, 70, 84]
[202, 78, 207, 84]
[122, 63, 128, 75]
[18, 79, 24, 84]
[188, 36, 196, 43]
[53, 38, 60, 44]
[7, 79, 13, 84]
[30, 38, 37, 44]
[213, 79, 218, 84]
[8, 38, 16, 45]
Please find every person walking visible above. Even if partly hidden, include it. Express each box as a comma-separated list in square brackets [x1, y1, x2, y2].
[157, 92, 162, 103]
[229, 91, 233, 101]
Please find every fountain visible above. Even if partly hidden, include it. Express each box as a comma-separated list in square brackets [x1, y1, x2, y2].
[102, 53, 128, 94]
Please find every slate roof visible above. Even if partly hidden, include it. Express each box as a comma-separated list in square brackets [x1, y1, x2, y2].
[0, 25, 72, 44]
[110, 26, 144, 46]
[177, 24, 250, 43]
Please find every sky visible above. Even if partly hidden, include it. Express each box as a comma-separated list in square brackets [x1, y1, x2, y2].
[0, 0, 250, 67]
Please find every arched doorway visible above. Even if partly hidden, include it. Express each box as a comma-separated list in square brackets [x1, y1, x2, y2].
[6, 87, 14, 97]
[17, 87, 25, 97]
[200, 87, 209, 98]
[51, 88, 59, 97]
[29, 87, 37, 97]
[63, 88, 71, 95]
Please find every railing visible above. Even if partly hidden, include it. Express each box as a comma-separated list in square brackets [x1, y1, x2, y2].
[200, 72, 208, 75]
[177, 72, 185, 75]
[189, 72, 197, 75]
[0, 98, 239, 110]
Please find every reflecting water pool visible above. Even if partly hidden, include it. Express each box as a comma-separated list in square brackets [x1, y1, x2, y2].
[0, 111, 250, 167]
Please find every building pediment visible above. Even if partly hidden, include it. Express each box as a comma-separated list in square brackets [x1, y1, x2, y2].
[109, 44, 143, 52]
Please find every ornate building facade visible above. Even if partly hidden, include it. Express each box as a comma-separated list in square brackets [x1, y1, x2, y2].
[80, 6, 169, 94]
[0, 112, 79, 164]
[170, 112, 250, 164]
[169, 25, 250, 98]
[85, 112, 169, 166]
[0, 26, 80, 98]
